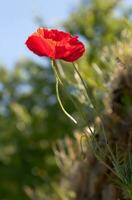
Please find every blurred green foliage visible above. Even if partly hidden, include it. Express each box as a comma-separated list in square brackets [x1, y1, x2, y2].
[64, 0, 131, 63]
[63, 0, 132, 117]
[0, 0, 131, 199]
[0, 60, 75, 200]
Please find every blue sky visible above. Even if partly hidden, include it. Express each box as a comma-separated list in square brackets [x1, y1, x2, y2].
[0, 0, 131, 68]
[0, 0, 80, 68]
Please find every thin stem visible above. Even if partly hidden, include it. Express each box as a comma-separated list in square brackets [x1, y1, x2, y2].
[51, 60, 77, 124]
[73, 62, 117, 166]
[73, 62, 90, 101]
[51, 60, 63, 85]
[56, 77, 77, 124]
[88, 135, 119, 177]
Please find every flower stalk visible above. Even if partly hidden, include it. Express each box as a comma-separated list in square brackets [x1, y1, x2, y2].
[51, 60, 77, 124]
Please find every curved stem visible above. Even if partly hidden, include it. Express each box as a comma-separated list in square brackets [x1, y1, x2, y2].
[56, 78, 77, 124]
[73, 62, 117, 165]
[51, 60, 77, 124]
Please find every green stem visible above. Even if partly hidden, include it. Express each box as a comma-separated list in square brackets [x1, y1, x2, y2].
[51, 60, 77, 124]
[51, 60, 63, 85]
[73, 62, 90, 102]
[56, 78, 77, 124]
[73, 62, 117, 165]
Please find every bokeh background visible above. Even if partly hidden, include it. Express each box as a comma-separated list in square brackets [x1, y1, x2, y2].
[0, 0, 82, 68]
[0, 0, 132, 200]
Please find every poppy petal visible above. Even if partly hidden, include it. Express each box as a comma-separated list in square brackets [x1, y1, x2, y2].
[25, 35, 55, 58]
[43, 29, 71, 41]
[25, 28, 85, 62]
[62, 41, 85, 62]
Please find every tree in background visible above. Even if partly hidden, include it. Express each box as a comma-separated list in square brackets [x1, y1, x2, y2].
[0, 0, 131, 199]
[52, 0, 132, 199]
[0, 60, 75, 200]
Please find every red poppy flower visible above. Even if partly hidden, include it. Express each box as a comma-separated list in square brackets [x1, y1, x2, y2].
[25, 28, 85, 62]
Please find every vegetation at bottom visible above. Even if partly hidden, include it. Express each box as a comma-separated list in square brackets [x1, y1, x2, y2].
[0, 0, 132, 199]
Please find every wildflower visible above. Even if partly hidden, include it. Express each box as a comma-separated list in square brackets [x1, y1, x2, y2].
[25, 28, 85, 62]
